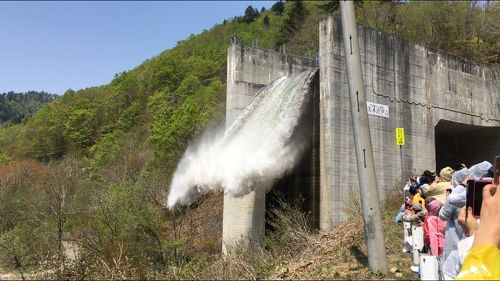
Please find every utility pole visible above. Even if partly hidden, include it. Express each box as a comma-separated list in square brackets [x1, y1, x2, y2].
[339, 0, 389, 274]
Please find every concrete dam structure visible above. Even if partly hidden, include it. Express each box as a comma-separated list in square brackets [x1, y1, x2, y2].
[222, 15, 500, 249]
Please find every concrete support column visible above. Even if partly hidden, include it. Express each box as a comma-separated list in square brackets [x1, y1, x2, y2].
[222, 44, 265, 253]
[222, 190, 265, 253]
[318, 15, 337, 230]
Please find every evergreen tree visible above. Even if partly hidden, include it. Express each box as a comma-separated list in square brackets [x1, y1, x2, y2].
[279, 0, 308, 45]
[286, 0, 307, 33]
[243, 5, 260, 23]
[271, 0, 285, 15]
[263, 15, 270, 27]
[319, 0, 364, 14]
[0, 91, 57, 124]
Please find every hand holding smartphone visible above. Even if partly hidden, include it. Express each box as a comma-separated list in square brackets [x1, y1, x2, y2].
[466, 157, 499, 218]
[466, 179, 491, 217]
[494, 156, 499, 186]
[471, 156, 500, 248]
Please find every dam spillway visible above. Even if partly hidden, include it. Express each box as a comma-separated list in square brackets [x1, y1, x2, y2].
[167, 69, 319, 208]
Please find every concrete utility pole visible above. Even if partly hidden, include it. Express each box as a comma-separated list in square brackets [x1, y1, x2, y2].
[339, 0, 389, 274]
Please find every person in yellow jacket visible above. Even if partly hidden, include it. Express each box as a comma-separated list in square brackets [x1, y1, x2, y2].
[411, 186, 426, 210]
[456, 183, 500, 280]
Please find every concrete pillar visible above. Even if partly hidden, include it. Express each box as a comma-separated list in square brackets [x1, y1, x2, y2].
[222, 189, 266, 253]
[318, 15, 338, 230]
[222, 44, 266, 253]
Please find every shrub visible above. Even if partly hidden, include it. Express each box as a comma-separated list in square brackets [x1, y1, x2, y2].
[0, 151, 10, 164]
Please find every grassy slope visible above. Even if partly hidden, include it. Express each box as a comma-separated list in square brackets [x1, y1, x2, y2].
[270, 200, 417, 280]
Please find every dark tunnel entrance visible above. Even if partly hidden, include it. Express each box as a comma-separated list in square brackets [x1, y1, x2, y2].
[435, 120, 500, 171]
[265, 71, 321, 230]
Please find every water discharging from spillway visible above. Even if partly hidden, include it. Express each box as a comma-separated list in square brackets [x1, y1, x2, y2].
[167, 69, 317, 208]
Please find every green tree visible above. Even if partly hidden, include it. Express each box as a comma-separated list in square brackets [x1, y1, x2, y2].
[243, 5, 260, 23]
[318, 0, 364, 14]
[61, 89, 76, 101]
[64, 108, 96, 147]
[284, 0, 307, 34]
[17, 101, 67, 160]
[271, 0, 285, 15]
[278, 0, 308, 46]
[0, 91, 57, 125]
[118, 101, 141, 132]
[355, 1, 499, 62]
[263, 15, 270, 27]
[150, 79, 224, 163]
[88, 130, 124, 173]
[94, 182, 164, 263]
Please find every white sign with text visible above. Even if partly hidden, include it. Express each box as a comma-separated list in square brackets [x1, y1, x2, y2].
[367, 102, 389, 118]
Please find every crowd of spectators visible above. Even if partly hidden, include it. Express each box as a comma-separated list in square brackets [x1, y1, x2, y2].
[396, 160, 499, 280]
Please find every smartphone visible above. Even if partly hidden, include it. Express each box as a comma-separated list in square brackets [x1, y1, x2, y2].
[466, 179, 492, 217]
[466, 179, 475, 216]
[494, 156, 499, 186]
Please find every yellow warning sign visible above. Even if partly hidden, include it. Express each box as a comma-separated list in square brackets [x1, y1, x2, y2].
[396, 128, 405, 146]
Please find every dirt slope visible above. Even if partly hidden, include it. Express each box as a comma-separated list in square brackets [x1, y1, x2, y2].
[271, 216, 418, 280]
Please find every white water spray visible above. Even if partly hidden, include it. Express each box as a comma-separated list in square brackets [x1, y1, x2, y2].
[167, 69, 317, 208]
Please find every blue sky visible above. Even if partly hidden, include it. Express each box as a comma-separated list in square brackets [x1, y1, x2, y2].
[0, 1, 275, 95]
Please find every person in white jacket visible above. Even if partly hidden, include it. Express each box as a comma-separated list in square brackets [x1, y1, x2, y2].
[438, 161, 492, 279]
[439, 168, 469, 279]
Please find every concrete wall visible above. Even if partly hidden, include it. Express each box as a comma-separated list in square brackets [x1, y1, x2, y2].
[319, 16, 500, 228]
[223, 44, 317, 252]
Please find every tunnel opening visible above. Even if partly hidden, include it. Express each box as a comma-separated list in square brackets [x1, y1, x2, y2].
[265, 71, 320, 231]
[435, 120, 500, 171]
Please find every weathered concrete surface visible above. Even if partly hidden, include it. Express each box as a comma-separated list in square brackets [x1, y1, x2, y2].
[319, 16, 500, 229]
[223, 44, 317, 252]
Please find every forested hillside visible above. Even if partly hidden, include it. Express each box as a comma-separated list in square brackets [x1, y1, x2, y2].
[0, 1, 498, 279]
[0, 91, 57, 124]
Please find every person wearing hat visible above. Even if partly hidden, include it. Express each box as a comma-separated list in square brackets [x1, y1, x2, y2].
[424, 166, 454, 203]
